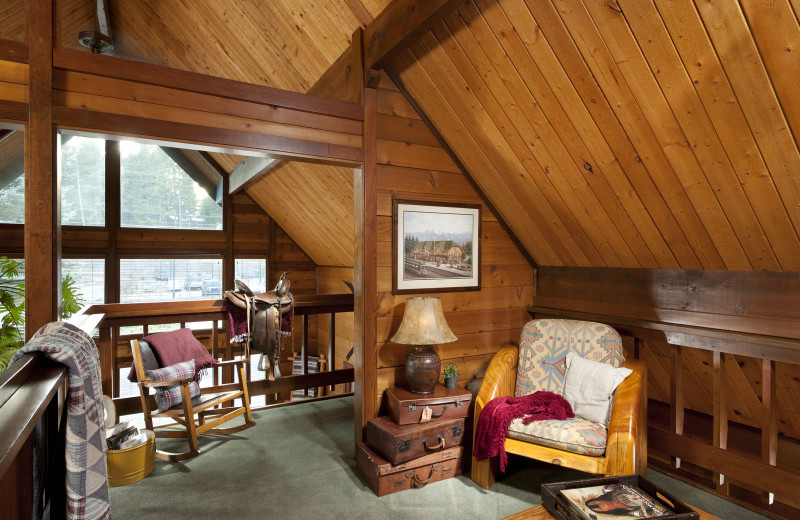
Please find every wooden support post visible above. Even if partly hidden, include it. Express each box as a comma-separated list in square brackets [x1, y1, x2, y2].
[670, 344, 683, 469]
[104, 140, 120, 306]
[713, 351, 728, 493]
[354, 75, 377, 445]
[633, 336, 641, 360]
[329, 312, 336, 392]
[762, 359, 777, 505]
[98, 327, 113, 396]
[223, 170, 234, 293]
[302, 314, 309, 396]
[25, 0, 60, 339]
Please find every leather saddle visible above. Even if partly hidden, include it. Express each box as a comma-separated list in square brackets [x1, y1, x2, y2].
[224, 272, 293, 381]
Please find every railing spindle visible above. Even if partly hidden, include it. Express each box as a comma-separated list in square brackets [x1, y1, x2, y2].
[762, 359, 777, 505]
[670, 344, 683, 469]
[713, 351, 728, 493]
[302, 315, 309, 396]
[329, 312, 336, 392]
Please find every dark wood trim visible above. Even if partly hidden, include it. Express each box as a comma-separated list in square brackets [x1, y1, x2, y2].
[223, 172, 234, 293]
[0, 39, 29, 64]
[0, 354, 67, 480]
[354, 85, 379, 444]
[104, 139, 120, 304]
[384, 66, 538, 270]
[0, 100, 28, 123]
[52, 48, 364, 121]
[24, 0, 59, 339]
[52, 107, 364, 164]
[363, 0, 467, 71]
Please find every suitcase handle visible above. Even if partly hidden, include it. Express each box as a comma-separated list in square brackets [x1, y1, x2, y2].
[424, 436, 446, 451]
[410, 463, 440, 487]
[430, 404, 448, 418]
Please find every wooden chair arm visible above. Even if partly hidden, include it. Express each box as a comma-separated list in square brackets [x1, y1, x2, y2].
[605, 358, 646, 475]
[475, 346, 519, 413]
[140, 377, 194, 388]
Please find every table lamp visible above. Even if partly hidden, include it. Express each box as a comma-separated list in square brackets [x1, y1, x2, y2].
[390, 297, 457, 394]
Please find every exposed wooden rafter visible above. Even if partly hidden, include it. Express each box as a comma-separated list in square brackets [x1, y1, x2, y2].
[363, 0, 467, 71]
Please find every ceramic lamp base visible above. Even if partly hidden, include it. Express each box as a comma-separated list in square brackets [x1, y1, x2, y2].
[405, 345, 441, 394]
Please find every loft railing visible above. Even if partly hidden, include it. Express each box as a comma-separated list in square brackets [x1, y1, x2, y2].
[84, 294, 355, 417]
[0, 314, 101, 519]
[529, 302, 800, 517]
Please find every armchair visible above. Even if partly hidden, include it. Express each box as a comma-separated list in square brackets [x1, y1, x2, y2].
[471, 319, 646, 489]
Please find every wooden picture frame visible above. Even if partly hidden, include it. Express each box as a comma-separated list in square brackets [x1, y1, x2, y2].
[392, 199, 481, 294]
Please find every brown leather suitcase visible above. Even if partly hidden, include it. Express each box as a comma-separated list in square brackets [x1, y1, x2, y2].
[366, 415, 465, 465]
[356, 442, 462, 497]
[385, 385, 472, 425]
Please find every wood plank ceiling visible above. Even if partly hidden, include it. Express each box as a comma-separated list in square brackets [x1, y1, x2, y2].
[9, 0, 800, 272]
[391, 0, 800, 271]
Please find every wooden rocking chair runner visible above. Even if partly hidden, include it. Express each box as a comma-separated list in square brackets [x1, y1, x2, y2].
[130, 338, 255, 461]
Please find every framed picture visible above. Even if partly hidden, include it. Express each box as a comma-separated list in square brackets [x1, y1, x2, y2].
[392, 199, 481, 294]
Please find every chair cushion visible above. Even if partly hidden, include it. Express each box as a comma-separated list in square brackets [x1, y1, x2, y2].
[515, 319, 624, 397]
[563, 352, 632, 425]
[147, 360, 201, 412]
[507, 417, 607, 456]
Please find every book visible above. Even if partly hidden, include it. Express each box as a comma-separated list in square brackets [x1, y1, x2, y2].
[106, 420, 135, 439]
[560, 483, 673, 520]
[107, 425, 141, 450]
[118, 431, 148, 450]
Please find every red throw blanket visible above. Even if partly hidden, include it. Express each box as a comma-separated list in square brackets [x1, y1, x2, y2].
[128, 328, 217, 382]
[473, 391, 574, 472]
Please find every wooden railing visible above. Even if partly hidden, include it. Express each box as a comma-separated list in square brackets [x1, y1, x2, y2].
[0, 314, 103, 519]
[529, 302, 800, 517]
[85, 294, 354, 417]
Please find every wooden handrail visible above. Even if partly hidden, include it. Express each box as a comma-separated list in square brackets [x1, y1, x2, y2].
[528, 304, 800, 363]
[0, 353, 68, 517]
[85, 294, 355, 414]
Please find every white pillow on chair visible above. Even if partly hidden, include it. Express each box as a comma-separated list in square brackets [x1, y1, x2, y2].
[562, 352, 632, 426]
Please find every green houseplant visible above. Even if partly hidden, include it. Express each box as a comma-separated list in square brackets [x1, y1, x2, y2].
[442, 362, 460, 389]
[0, 257, 85, 372]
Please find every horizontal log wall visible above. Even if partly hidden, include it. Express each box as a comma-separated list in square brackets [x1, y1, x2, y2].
[535, 266, 800, 518]
[373, 72, 534, 409]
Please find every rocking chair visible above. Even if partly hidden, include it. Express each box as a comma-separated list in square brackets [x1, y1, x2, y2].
[130, 334, 255, 461]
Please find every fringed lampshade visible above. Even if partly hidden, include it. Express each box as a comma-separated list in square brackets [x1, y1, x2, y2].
[390, 297, 457, 394]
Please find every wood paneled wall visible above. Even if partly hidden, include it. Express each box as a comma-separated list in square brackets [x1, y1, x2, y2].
[391, 0, 800, 271]
[372, 73, 534, 408]
[536, 267, 800, 440]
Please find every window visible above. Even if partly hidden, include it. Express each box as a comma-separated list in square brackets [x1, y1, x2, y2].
[62, 258, 105, 305]
[235, 258, 268, 293]
[119, 258, 223, 303]
[0, 129, 24, 224]
[60, 135, 105, 226]
[120, 142, 222, 230]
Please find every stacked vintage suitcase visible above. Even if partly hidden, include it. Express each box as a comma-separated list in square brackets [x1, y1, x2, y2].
[356, 384, 473, 496]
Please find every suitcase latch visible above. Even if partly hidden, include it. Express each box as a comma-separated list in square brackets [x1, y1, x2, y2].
[452, 425, 463, 438]
[408, 402, 417, 412]
[454, 397, 463, 407]
[397, 439, 411, 453]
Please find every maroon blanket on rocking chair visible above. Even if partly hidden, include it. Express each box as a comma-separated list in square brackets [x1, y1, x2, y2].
[473, 391, 574, 472]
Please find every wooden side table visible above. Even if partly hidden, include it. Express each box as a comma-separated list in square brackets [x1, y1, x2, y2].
[502, 504, 720, 520]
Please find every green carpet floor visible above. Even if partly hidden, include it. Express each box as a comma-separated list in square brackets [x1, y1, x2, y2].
[109, 396, 769, 519]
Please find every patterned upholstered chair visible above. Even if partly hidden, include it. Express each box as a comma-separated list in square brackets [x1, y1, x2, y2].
[470, 319, 646, 489]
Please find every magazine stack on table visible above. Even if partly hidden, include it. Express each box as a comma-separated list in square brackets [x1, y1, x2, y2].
[560, 483, 673, 520]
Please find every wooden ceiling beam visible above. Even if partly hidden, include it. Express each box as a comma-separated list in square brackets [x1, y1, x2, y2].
[229, 156, 281, 195]
[53, 48, 363, 121]
[363, 0, 467, 71]
[159, 146, 220, 201]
